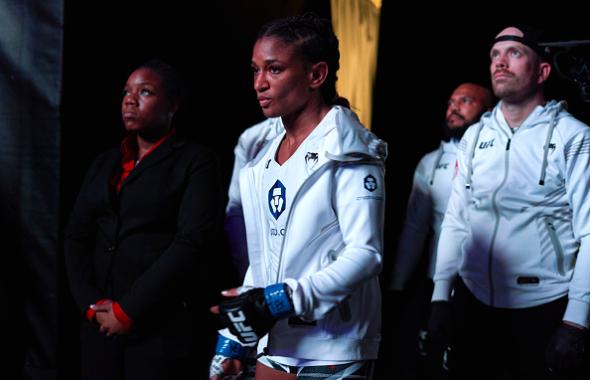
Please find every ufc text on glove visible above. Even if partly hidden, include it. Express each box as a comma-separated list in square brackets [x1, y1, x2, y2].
[218, 283, 294, 344]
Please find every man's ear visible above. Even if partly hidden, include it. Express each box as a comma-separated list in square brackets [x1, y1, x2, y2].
[538, 61, 551, 85]
[308, 61, 328, 90]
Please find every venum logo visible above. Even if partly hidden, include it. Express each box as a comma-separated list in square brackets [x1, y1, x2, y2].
[305, 152, 319, 169]
[479, 139, 495, 149]
[227, 309, 258, 343]
[364, 174, 377, 192]
[268, 180, 286, 220]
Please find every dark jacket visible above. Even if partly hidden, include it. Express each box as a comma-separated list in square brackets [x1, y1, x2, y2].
[65, 134, 223, 331]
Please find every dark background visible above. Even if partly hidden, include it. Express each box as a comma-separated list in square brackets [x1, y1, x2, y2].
[5, 0, 590, 379]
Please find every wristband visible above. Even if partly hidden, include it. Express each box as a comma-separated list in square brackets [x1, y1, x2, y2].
[264, 283, 294, 318]
[215, 335, 248, 359]
[112, 302, 133, 329]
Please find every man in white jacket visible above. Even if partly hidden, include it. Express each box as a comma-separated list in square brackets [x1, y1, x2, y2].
[429, 25, 590, 379]
[390, 82, 492, 378]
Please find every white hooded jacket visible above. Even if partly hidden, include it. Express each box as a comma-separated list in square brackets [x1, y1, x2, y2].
[433, 100, 590, 328]
[390, 140, 458, 290]
[237, 106, 387, 360]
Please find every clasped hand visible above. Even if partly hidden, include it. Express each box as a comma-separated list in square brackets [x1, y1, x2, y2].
[91, 300, 131, 336]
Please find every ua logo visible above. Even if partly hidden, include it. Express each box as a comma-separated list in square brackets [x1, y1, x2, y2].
[305, 152, 319, 168]
[268, 180, 286, 220]
[364, 174, 377, 192]
[479, 139, 495, 149]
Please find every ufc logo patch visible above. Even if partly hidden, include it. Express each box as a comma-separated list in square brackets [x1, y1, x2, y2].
[479, 139, 495, 150]
[228, 310, 258, 343]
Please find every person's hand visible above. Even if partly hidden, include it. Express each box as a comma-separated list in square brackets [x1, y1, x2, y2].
[423, 301, 452, 374]
[209, 334, 250, 379]
[427, 301, 452, 344]
[209, 354, 243, 380]
[545, 322, 588, 374]
[92, 301, 131, 336]
[211, 283, 294, 344]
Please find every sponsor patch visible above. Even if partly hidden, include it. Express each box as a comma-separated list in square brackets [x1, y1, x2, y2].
[364, 174, 377, 192]
[268, 180, 286, 220]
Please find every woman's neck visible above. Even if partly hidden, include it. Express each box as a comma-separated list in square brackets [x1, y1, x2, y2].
[136, 126, 170, 160]
[276, 102, 331, 164]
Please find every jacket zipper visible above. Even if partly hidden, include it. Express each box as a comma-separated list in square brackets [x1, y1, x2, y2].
[487, 136, 512, 306]
[544, 217, 565, 275]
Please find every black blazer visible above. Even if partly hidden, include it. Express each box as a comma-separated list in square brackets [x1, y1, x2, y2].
[65, 134, 223, 329]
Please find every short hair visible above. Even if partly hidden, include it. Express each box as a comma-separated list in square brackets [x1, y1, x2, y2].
[137, 59, 183, 100]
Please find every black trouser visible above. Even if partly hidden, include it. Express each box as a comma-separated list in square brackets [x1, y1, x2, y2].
[451, 278, 571, 380]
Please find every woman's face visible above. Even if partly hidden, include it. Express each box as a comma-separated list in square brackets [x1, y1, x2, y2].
[121, 68, 175, 133]
[251, 36, 312, 118]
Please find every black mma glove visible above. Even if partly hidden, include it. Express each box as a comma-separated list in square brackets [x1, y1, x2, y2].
[423, 300, 453, 375]
[427, 301, 452, 345]
[218, 283, 294, 344]
[545, 323, 588, 372]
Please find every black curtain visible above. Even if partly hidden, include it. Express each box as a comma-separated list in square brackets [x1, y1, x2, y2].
[0, 1, 63, 379]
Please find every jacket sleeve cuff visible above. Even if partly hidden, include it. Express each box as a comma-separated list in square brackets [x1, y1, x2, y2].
[431, 279, 453, 302]
[563, 298, 590, 328]
[283, 278, 303, 316]
[85, 298, 109, 322]
[112, 302, 134, 329]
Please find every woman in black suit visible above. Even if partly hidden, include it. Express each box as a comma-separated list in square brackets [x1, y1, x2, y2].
[65, 60, 223, 380]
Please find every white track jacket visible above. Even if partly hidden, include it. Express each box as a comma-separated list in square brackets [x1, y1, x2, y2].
[390, 140, 458, 290]
[433, 100, 590, 328]
[238, 106, 387, 360]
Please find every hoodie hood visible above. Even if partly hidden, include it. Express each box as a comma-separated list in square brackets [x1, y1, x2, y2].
[322, 106, 388, 163]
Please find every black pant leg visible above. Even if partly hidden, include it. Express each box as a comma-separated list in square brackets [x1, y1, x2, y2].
[80, 322, 125, 380]
[450, 279, 504, 380]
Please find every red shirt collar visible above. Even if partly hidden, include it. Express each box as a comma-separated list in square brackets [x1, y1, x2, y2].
[115, 129, 176, 192]
[120, 128, 176, 164]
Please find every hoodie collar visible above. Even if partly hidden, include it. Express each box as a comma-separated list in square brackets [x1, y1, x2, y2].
[489, 100, 565, 134]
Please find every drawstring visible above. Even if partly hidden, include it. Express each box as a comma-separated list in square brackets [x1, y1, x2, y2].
[538, 101, 565, 185]
[429, 145, 444, 185]
[465, 121, 484, 189]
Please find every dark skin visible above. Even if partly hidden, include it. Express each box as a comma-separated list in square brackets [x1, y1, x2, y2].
[121, 67, 179, 159]
[92, 67, 179, 336]
[251, 36, 330, 165]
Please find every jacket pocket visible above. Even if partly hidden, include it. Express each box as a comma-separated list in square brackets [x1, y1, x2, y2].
[543, 217, 565, 276]
[306, 219, 339, 249]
